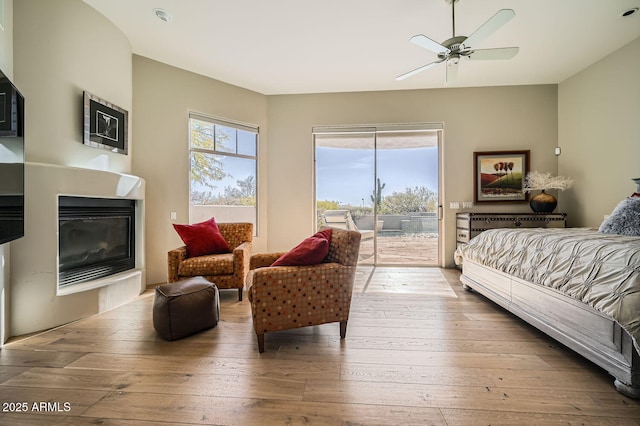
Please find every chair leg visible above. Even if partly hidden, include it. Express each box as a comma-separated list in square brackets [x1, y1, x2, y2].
[238, 288, 243, 301]
[256, 333, 265, 353]
[340, 320, 347, 339]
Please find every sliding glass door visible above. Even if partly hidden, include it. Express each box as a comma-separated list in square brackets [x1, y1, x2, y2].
[315, 130, 376, 263]
[314, 125, 441, 266]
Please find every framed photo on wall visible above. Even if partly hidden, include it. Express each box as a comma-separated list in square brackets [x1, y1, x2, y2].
[83, 91, 128, 155]
[474, 150, 530, 203]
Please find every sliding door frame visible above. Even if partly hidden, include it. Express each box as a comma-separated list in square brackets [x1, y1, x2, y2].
[313, 123, 443, 266]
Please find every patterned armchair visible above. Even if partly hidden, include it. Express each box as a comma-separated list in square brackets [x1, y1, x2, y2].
[246, 228, 361, 352]
[168, 222, 253, 301]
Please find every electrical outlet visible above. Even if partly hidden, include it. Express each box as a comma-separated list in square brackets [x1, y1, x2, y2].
[462, 201, 473, 209]
[449, 201, 460, 209]
[170, 211, 177, 220]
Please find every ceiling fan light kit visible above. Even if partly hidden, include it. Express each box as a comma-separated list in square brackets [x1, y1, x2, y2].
[397, 0, 519, 83]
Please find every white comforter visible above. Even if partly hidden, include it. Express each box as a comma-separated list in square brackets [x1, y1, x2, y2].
[455, 228, 640, 351]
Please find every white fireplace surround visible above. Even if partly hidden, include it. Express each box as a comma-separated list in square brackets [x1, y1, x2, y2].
[9, 162, 145, 337]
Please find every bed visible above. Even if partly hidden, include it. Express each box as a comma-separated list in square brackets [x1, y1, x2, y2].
[454, 222, 640, 398]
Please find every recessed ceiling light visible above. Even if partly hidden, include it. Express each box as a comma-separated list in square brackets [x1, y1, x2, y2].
[622, 7, 638, 17]
[153, 8, 172, 23]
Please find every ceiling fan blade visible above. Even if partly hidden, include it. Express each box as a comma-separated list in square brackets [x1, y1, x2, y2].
[409, 34, 450, 55]
[395, 60, 444, 81]
[462, 9, 515, 49]
[445, 60, 459, 85]
[467, 47, 519, 60]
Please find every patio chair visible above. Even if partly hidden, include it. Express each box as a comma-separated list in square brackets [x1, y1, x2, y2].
[322, 210, 374, 240]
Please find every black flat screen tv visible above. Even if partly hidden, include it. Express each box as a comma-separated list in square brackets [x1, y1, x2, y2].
[0, 67, 25, 245]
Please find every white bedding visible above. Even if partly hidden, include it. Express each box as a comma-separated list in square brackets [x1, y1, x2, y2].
[455, 228, 640, 352]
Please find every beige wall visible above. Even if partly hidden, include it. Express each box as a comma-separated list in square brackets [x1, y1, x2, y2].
[132, 56, 268, 285]
[14, 0, 132, 173]
[558, 36, 640, 227]
[131, 58, 560, 277]
[8, 0, 136, 337]
[267, 86, 558, 266]
[0, 0, 12, 78]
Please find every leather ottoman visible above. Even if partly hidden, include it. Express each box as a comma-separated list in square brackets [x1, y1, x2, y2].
[153, 276, 220, 340]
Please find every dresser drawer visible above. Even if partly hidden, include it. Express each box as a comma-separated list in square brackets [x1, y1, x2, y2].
[457, 228, 470, 243]
[456, 217, 470, 229]
[456, 228, 485, 243]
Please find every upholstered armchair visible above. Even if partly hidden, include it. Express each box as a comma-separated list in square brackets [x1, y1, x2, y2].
[246, 228, 361, 352]
[168, 222, 253, 301]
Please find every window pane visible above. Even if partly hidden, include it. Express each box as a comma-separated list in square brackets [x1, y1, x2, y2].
[237, 130, 257, 156]
[190, 119, 214, 150]
[190, 152, 255, 206]
[215, 125, 236, 153]
[189, 114, 258, 235]
[190, 152, 227, 205]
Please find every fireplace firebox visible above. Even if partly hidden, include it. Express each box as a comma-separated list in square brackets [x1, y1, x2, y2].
[58, 196, 135, 287]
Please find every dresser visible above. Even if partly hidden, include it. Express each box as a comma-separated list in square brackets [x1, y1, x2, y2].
[456, 212, 566, 245]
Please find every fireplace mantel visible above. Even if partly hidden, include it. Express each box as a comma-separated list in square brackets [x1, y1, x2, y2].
[9, 163, 145, 337]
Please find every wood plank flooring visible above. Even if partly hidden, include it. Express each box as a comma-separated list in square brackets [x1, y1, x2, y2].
[1, 267, 640, 425]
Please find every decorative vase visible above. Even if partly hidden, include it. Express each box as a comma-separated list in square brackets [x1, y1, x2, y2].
[529, 190, 557, 213]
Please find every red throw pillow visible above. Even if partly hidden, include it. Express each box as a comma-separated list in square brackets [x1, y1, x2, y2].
[271, 229, 332, 267]
[173, 217, 231, 258]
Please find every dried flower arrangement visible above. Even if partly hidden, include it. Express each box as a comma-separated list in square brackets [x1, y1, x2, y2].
[524, 171, 574, 192]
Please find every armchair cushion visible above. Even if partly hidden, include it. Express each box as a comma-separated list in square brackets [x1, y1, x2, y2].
[178, 252, 234, 276]
[173, 217, 230, 257]
[271, 229, 332, 267]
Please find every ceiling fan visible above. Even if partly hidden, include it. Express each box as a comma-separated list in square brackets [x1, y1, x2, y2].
[396, 0, 519, 84]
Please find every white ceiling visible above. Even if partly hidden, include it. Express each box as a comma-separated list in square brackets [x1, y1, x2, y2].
[83, 0, 640, 95]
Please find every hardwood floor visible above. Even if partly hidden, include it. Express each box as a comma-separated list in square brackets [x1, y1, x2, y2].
[1, 267, 640, 425]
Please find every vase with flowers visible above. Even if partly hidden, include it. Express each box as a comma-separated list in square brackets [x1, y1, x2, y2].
[524, 171, 574, 213]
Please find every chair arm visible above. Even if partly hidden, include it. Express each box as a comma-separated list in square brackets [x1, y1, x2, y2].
[233, 241, 253, 280]
[249, 252, 287, 270]
[167, 246, 188, 282]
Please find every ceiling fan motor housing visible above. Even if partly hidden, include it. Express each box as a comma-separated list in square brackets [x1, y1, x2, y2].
[437, 36, 470, 60]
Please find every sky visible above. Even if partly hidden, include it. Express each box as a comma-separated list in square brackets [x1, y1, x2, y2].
[189, 138, 439, 207]
[316, 146, 438, 207]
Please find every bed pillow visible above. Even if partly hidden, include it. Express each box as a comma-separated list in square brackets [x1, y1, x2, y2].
[271, 229, 333, 266]
[598, 197, 640, 236]
[173, 217, 231, 257]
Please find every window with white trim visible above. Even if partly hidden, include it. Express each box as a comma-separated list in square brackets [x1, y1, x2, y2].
[189, 113, 258, 234]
